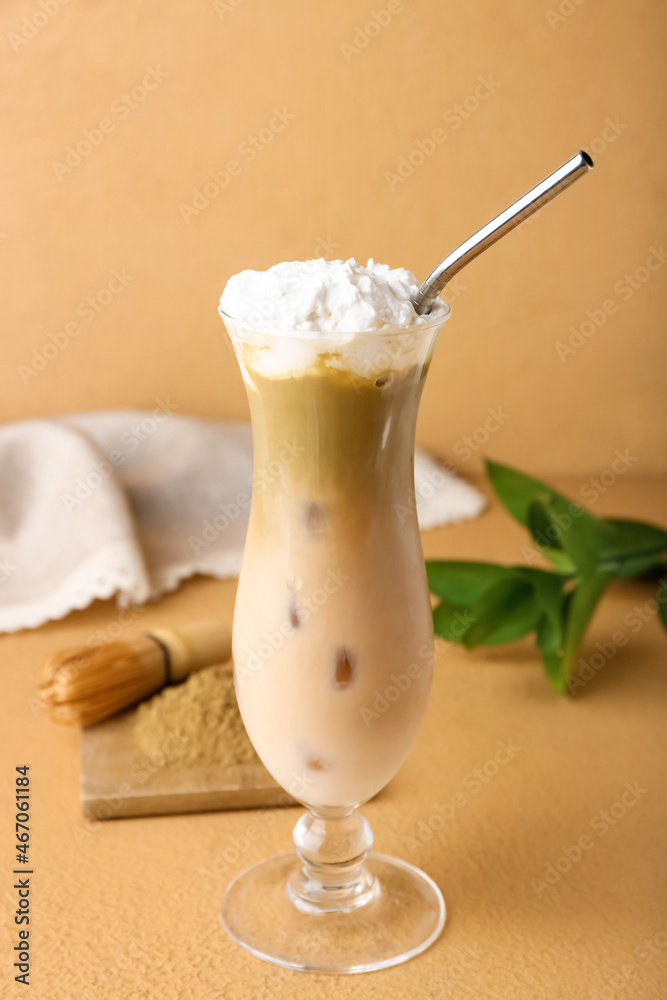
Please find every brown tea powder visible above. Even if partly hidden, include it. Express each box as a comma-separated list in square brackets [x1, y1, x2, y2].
[134, 666, 259, 768]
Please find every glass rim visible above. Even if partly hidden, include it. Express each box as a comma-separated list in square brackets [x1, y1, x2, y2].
[218, 301, 451, 339]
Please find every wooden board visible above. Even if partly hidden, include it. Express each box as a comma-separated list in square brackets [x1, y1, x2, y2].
[80, 708, 296, 820]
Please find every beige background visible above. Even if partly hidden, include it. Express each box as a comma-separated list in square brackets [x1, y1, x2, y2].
[2, 0, 666, 476]
[2, 5, 667, 997]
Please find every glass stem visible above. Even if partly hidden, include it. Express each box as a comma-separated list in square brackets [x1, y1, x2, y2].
[287, 806, 378, 914]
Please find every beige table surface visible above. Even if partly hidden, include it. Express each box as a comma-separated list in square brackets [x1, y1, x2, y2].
[1, 477, 665, 1000]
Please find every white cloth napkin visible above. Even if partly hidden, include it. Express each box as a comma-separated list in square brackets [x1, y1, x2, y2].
[0, 410, 485, 633]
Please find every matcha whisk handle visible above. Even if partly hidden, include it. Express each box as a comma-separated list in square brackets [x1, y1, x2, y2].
[36, 619, 232, 727]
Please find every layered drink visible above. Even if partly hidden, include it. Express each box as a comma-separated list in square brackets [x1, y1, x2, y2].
[219, 258, 450, 807]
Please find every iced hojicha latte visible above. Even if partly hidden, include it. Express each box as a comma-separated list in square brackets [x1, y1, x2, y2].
[219, 258, 450, 808]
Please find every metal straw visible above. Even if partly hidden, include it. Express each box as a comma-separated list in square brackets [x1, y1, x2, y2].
[413, 150, 594, 315]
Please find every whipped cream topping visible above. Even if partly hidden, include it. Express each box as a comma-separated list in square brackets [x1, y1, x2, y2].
[219, 258, 447, 333]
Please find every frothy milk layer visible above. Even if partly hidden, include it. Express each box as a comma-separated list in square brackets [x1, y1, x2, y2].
[219, 258, 449, 378]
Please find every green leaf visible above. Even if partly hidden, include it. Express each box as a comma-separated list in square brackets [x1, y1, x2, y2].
[427, 460, 667, 694]
[560, 572, 613, 681]
[537, 498, 615, 576]
[537, 628, 568, 693]
[463, 577, 541, 649]
[535, 609, 562, 655]
[527, 500, 576, 571]
[485, 460, 557, 527]
[486, 460, 667, 574]
[527, 499, 564, 550]
[541, 548, 576, 573]
[486, 460, 625, 576]
[601, 518, 667, 554]
[432, 599, 474, 644]
[523, 570, 568, 693]
[592, 518, 667, 576]
[658, 585, 667, 635]
[518, 568, 567, 622]
[600, 550, 667, 580]
[425, 561, 511, 605]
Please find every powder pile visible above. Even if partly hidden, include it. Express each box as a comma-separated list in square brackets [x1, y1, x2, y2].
[134, 666, 259, 768]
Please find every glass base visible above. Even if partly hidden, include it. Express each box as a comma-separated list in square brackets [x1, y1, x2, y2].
[221, 851, 446, 974]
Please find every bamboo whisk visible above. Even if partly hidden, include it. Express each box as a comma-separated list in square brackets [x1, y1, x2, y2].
[37, 620, 232, 727]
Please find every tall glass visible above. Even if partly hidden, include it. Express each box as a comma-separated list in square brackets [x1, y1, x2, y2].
[219, 307, 451, 973]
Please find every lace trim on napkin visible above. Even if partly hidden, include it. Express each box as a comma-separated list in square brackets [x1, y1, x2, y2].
[0, 540, 149, 634]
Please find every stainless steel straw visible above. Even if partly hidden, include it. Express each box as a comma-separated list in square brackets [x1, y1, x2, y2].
[413, 150, 594, 315]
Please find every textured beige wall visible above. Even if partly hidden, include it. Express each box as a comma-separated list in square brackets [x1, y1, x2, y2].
[2, 0, 666, 475]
